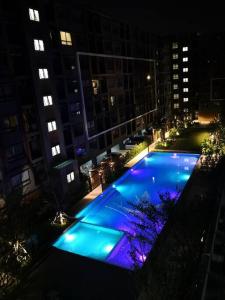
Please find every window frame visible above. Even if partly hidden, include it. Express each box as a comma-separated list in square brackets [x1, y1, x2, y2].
[67, 171, 75, 183]
[39, 68, 49, 79]
[29, 8, 40, 22]
[34, 39, 44, 51]
[47, 121, 57, 132]
[60, 31, 72, 46]
[43, 95, 53, 106]
[51, 145, 61, 156]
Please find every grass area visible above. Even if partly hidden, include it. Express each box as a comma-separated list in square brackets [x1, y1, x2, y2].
[156, 126, 213, 153]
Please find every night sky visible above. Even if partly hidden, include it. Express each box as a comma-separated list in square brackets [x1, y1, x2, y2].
[76, 0, 225, 34]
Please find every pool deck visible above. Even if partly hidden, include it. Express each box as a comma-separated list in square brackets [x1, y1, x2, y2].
[21, 147, 207, 300]
[73, 185, 103, 215]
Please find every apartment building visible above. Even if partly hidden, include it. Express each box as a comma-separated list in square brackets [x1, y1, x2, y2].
[0, 0, 162, 204]
[170, 37, 193, 122]
[166, 32, 225, 124]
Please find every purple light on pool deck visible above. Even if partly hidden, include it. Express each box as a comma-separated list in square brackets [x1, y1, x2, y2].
[53, 152, 200, 270]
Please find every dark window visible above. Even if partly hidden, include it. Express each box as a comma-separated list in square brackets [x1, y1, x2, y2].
[33, 162, 46, 184]
[53, 54, 62, 75]
[0, 84, 13, 101]
[112, 129, 119, 139]
[97, 118, 104, 131]
[96, 39, 103, 53]
[74, 124, 83, 137]
[56, 80, 66, 99]
[29, 136, 42, 160]
[6, 24, 23, 44]
[99, 57, 105, 73]
[2, 115, 18, 131]
[127, 122, 131, 134]
[121, 125, 126, 135]
[63, 127, 72, 145]
[98, 135, 105, 149]
[100, 79, 107, 93]
[12, 54, 29, 76]
[49, 28, 59, 48]
[63, 56, 76, 71]
[106, 132, 112, 146]
[89, 139, 97, 149]
[6, 143, 24, 160]
[91, 56, 98, 74]
[60, 104, 69, 123]
[23, 107, 38, 132]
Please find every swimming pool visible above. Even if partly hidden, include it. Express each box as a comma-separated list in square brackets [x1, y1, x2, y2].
[53, 151, 200, 269]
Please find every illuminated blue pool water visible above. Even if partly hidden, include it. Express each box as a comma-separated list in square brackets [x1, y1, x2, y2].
[53, 152, 199, 269]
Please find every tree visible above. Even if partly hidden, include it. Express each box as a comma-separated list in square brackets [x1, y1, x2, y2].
[126, 190, 184, 299]
[0, 190, 32, 297]
[127, 191, 178, 270]
[134, 191, 208, 300]
[0, 188, 56, 298]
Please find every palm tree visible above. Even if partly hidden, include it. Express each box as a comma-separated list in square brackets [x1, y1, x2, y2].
[127, 191, 178, 269]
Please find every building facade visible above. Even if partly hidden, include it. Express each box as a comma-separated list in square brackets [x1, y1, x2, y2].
[0, 0, 163, 204]
[165, 32, 225, 125]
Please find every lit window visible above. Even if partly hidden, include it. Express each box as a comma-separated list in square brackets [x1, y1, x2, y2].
[172, 53, 178, 59]
[51, 145, 60, 156]
[183, 68, 188, 73]
[173, 74, 179, 80]
[182, 47, 188, 52]
[29, 8, 40, 22]
[183, 78, 188, 82]
[183, 57, 188, 62]
[43, 95, 53, 106]
[183, 108, 189, 112]
[172, 42, 178, 49]
[39, 68, 49, 79]
[173, 84, 178, 90]
[47, 121, 57, 132]
[60, 31, 72, 46]
[183, 97, 189, 102]
[67, 171, 75, 183]
[34, 39, 44, 51]
[173, 94, 179, 99]
[92, 80, 99, 95]
[110, 96, 115, 106]
[173, 64, 179, 70]
[183, 88, 188, 92]
[174, 103, 179, 108]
